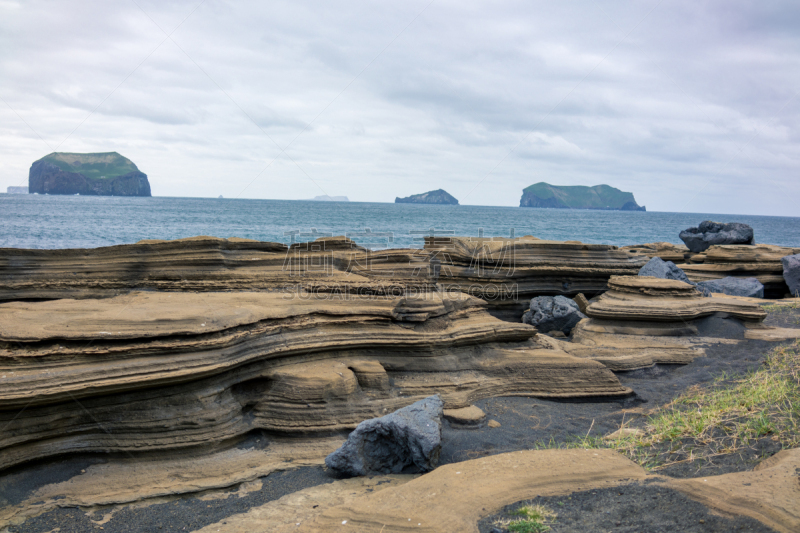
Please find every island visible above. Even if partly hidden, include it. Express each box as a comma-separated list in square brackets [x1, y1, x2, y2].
[395, 189, 458, 205]
[28, 152, 151, 197]
[309, 195, 349, 202]
[6, 186, 28, 194]
[519, 182, 645, 211]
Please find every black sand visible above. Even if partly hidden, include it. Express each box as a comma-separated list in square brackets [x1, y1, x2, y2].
[5, 466, 331, 533]
[477, 482, 777, 533]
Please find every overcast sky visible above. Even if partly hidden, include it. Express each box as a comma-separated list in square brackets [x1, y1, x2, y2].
[1, 0, 798, 215]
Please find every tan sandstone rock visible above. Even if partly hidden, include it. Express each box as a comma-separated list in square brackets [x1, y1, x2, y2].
[0, 290, 630, 471]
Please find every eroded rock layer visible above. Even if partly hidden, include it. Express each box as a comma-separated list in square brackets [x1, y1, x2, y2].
[0, 290, 629, 471]
[677, 244, 800, 298]
[546, 276, 767, 370]
[424, 236, 648, 319]
[586, 276, 766, 322]
[0, 236, 436, 302]
[622, 243, 800, 298]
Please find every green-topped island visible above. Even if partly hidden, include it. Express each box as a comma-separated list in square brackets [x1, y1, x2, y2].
[520, 182, 645, 211]
[28, 152, 151, 197]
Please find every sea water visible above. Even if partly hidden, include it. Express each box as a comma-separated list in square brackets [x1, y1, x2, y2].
[1, 193, 799, 250]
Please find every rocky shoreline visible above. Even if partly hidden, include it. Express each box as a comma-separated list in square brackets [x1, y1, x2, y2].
[1, 222, 799, 532]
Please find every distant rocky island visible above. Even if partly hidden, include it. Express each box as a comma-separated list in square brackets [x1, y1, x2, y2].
[6, 186, 28, 194]
[520, 182, 645, 211]
[28, 152, 151, 197]
[309, 195, 349, 202]
[395, 189, 458, 205]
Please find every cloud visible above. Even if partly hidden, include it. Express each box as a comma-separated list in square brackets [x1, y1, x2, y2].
[0, 0, 798, 215]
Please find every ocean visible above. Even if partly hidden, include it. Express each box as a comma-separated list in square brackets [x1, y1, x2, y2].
[1, 194, 799, 250]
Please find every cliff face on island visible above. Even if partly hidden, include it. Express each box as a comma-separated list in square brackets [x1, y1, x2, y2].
[28, 152, 151, 196]
[520, 182, 645, 211]
[395, 189, 458, 205]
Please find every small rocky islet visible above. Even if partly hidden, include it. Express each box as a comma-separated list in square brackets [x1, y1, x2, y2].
[1, 222, 800, 532]
[392, 182, 645, 210]
[519, 182, 646, 211]
[395, 188, 459, 205]
[23, 152, 649, 212]
[28, 151, 151, 196]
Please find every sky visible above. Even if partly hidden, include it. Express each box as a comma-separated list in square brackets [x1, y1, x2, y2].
[1, 0, 798, 215]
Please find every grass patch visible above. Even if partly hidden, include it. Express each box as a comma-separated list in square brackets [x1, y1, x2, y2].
[505, 505, 557, 532]
[532, 339, 800, 471]
[762, 301, 799, 313]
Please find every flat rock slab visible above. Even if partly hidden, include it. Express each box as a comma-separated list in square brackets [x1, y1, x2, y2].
[744, 324, 800, 341]
[443, 405, 486, 424]
[669, 448, 800, 533]
[0, 290, 471, 342]
[300, 448, 799, 533]
[301, 449, 649, 532]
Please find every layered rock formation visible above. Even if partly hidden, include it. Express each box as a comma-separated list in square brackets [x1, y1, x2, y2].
[623, 243, 800, 299]
[678, 244, 800, 298]
[395, 189, 459, 205]
[0, 235, 649, 320]
[621, 242, 689, 263]
[28, 152, 151, 197]
[519, 182, 645, 211]
[0, 288, 630, 471]
[546, 276, 767, 370]
[424, 235, 648, 320]
[0, 236, 434, 302]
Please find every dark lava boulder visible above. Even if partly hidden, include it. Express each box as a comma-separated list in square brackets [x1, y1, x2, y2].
[395, 189, 458, 205]
[522, 295, 586, 335]
[638, 256, 693, 284]
[28, 152, 151, 197]
[697, 277, 764, 299]
[782, 254, 800, 297]
[679, 221, 754, 253]
[325, 395, 443, 477]
[638, 256, 710, 296]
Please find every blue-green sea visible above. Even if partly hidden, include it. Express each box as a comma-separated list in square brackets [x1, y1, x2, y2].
[1, 194, 799, 250]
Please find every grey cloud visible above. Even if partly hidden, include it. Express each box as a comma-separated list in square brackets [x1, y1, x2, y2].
[0, 0, 798, 214]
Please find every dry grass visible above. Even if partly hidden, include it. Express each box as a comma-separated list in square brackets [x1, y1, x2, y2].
[534, 338, 800, 471]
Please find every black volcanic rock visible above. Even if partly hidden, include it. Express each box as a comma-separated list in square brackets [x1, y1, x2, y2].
[395, 189, 458, 205]
[325, 395, 443, 476]
[28, 152, 151, 197]
[679, 221, 754, 253]
[782, 254, 800, 297]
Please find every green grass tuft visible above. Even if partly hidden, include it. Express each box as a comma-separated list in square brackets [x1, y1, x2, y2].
[529, 338, 800, 470]
[507, 505, 557, 532]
